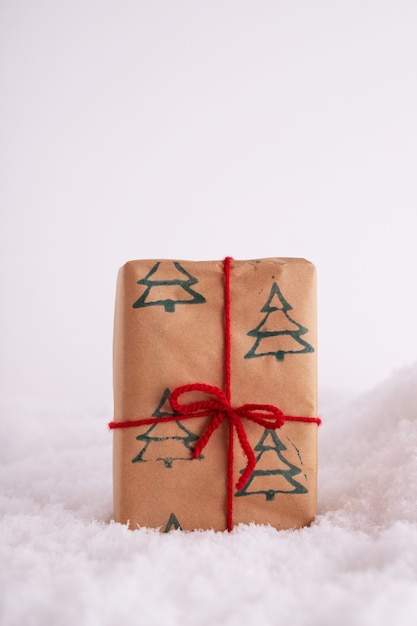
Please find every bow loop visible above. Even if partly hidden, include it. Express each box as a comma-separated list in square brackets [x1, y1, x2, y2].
[234, 404, 285, 429]
[170, 383, 231, 416]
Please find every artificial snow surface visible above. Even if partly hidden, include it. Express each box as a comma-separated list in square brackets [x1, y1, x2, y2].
[1, 365, 417, 626]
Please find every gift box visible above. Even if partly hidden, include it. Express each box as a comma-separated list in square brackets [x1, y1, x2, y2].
[110, 257, 320, 532]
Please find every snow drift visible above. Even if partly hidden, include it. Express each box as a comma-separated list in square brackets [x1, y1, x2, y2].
[1, 364, 417, 626]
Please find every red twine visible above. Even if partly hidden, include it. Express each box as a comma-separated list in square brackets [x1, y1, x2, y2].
[109, 256, 321, 531]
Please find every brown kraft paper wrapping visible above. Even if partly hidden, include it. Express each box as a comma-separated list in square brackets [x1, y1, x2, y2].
[112, 257, 318, 531]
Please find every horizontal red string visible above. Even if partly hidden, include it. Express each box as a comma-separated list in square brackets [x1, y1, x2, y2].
[109, 411, 321, 431]
[109, 414, 199, 430]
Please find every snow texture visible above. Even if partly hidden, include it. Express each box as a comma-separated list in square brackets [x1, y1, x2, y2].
[1, 365, 417, 626]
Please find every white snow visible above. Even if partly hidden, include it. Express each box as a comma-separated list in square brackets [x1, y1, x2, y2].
[1, 365, 417, 626]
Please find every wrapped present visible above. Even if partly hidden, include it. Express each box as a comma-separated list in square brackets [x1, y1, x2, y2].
[110, 257, 320, 532]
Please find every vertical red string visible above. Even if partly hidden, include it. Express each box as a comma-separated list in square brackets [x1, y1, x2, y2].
[223, 257, 232, 401]
[223, 256, 234, 531]
[227, 420, 234, 532]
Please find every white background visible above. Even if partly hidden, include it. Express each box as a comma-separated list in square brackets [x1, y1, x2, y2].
[1, 0, 416, 411]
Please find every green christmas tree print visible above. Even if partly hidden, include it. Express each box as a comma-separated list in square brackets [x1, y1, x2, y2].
[131, 388, 203, 468]
[132, 261, 206, 312]
[235, 429, 308, 501]
[245, 282, 314, 361]
[164, 513, 182, 533]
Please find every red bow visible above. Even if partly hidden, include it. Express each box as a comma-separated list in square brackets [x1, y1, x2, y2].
[170, 383, 285, 490]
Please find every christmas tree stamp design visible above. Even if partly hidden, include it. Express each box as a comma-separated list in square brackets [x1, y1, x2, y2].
[245, 281, 314, 361]
[235, 429, 308, 501]
[163, 513, 182, 533]
[131, 388, 204, 468]
[132, 261, 206, 312]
